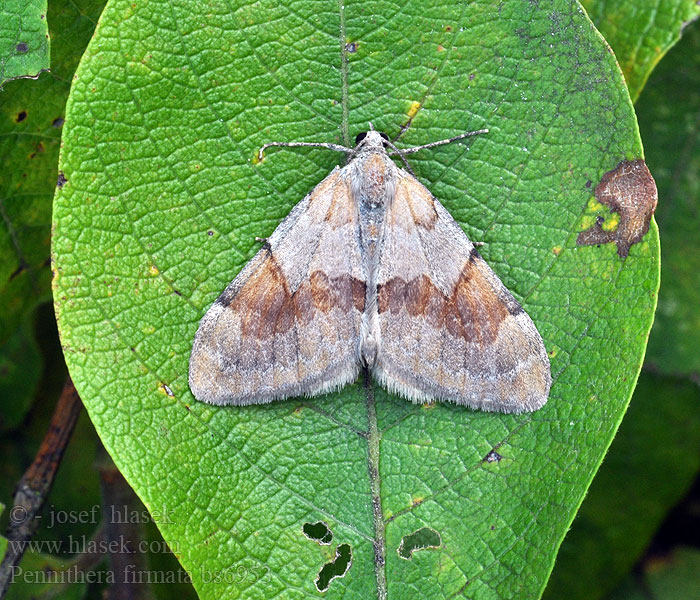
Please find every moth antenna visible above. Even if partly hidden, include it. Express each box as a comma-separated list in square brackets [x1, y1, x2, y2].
[258, 141, 353, 161]
[393, 118, 412, 143]
[383, 138, 416, 175]
[393, 128, 489, 155]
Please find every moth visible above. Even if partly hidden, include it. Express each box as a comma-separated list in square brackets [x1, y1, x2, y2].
[189, 127, 551, 413]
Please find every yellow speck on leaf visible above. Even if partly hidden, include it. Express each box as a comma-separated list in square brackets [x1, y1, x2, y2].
[602, 213, 620, 231]
[579, 215, 597, 230]
[407, 101, 421, 119]
[587, 196, 604, 212]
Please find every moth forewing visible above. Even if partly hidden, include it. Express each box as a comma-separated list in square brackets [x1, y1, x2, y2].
[189, 168, 366, 405]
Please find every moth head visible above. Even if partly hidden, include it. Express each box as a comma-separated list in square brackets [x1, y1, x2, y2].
[354, 130, 390, 150]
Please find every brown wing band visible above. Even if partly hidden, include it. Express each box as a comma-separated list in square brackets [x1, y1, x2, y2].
[377, 250, 524, 344]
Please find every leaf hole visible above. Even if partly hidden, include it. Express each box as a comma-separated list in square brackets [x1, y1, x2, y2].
[483, 449, 502, 463]
[315, 543, 352, 592]
[302, 521, 332, 545]
[397, 527, 441, 560]
[158, 382, 174, 397]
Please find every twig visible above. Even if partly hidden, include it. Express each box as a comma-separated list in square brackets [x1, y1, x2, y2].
[0, 376, 82, 597]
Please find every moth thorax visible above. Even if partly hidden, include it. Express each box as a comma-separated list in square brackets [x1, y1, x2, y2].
[353, 153, 395, 209]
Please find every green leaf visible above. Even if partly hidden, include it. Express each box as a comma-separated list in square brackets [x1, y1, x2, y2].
[52, 1, 659, 598]
[544, 15, 700, 599]
[543, 373, 700, 600]
[545, 24, 700, 598]
[0, 0, 106, 410]
[0, 0, 49, 88]
[635, 21, 700, 375]
[609, 547, 700, 600]
[581, 0, 700, 101]
[0, 318, 41, 432]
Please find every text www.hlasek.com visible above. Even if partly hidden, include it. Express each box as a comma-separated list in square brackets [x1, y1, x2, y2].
[5, 535, 179, 557]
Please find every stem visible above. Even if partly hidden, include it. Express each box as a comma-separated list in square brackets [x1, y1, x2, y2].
[364, 371, 387, 600]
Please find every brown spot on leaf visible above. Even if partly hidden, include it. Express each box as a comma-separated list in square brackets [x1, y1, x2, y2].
[577, 159, 657, 257]
[16, 42, 28, 53]
[29, 141, 45, 159]
[57, 171, 67, 187]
